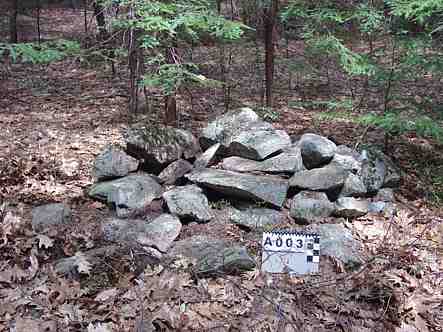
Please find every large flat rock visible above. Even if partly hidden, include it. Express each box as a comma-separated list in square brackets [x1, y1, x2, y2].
[186, 168, 288, 208]
[221, 146, 304, 174]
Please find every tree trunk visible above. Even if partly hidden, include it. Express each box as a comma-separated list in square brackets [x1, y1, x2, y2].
[164, 46, 178, 126]
[36, 0, 41, 44]
[129, 17, 141, 114]
[9, 0, 18, 43]
[93, 1, 108, 41]
[84, 0, 88, 33]
[263, 0, 278, 108]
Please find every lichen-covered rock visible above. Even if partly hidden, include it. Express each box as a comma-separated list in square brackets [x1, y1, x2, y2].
[163, 185, 213, 222]
[334, 197, 369, 218]
[299, 133, 337, 169]
[227, 207, 284, 230]
[158, 159, 193, 185]
[88, 174, 163, 218]
[289, 191, 335, 224]
[186, 168, 288, 208]
[289, 165, 348, 192]
[125, 124, 200, 174]
[199, 108, 260, 149]
[32, 203, 72, 232]
[359, 149, 387, 194]
[93, 145, 139, 181]
[168, 236, 255, 276]
[102, 214, 181, 253]
[358, 147, 401, 193]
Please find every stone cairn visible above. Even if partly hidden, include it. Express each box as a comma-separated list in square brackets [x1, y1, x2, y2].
[32, 108, 400, 276]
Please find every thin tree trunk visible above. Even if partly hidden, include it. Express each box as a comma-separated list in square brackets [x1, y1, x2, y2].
[263, 0, 278, 108]
[165, 46, 178, 126]
[36, 0, 41, 44]
[9, 0, 18, 43]
[93, 1, 108, 41]
[84, 0, 88, 33]
[128, 7, 140, 115]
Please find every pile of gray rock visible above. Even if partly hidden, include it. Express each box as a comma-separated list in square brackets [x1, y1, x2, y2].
[32, 108, 400, 275]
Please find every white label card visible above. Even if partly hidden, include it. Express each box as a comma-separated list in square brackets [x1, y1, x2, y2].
[261, 231, 320, 275]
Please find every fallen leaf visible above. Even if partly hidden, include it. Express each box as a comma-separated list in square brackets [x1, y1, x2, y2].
[73, 251, 92, 275]
[37, 234, 54, 249]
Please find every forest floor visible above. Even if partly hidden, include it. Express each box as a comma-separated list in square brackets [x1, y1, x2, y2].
[1, 8, 443, 332]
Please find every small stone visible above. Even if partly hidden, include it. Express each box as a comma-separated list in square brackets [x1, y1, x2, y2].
[334, 197, 369, 218]
[359, 151, 386, 194]
[374, 188, 395, 202]
[368, 202, 396, 217]
[158, 159, 193, 185]
[163, 185, 213, 222]
[194, 143, 221, 169]
[336, 145, 361, 159]
[289, 191, 335, 224]
[299, 133, 337, 169]
[93, 145, 139, 181]
[32, 203, 72, 232]
[339, 173, 367, 197]
[227, 207, 284, 230]
[330, 153, 361, 174]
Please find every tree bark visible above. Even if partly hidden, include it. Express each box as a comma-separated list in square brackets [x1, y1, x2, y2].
[263, 0, 278, 108]
[129, 29, 141, 114]
[93, 1, 108, 41]
[9, 0, 18, 43]
[164, 46, 178, 126]
[36, 0, 41, 44]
